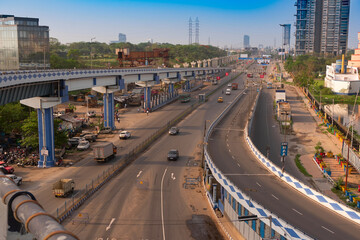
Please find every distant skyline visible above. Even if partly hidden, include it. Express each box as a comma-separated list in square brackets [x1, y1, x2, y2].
[1, 0, 359, 49]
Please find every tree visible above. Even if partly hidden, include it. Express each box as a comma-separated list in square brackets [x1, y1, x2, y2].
[67, 49, 81, 60]
[0, 102, 28, 134]
[21, 111, 69, 149]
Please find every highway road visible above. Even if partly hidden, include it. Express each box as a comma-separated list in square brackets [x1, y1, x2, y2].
[208, 83, 360, 239]
[19, 70, 239, 217]
[62, 65, 253, 239]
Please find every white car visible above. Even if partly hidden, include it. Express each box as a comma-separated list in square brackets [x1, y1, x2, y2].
[227, 83, 232, 87]
[119, 131, 131, 139]
[77, 140, 90, 150]
[87, 111, 96, 117]
[7, 174, 22, 186]
[225, 89, 231, 95]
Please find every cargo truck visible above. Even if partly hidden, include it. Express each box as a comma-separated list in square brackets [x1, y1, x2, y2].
[93, 142, 117, 162]
[275, 89, 286, 103]
[231, 83, 238, 90]
[53, 179, 75, 197]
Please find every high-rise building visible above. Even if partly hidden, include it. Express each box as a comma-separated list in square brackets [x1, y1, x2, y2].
[0, 14, 49, 70]
[118, 33, 126, 43]
[295, 0, 350, 56]
[244, 35, 250, 49]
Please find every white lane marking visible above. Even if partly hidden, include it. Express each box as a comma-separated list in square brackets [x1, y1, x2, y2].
[171, 173, 176, 180]
[227, 143, 229, 147]
[137, 171, 143, 178]
[105, 218, 115, 231]
[271, 194, 279, 200]
[237, 163, 241, 168]
[256, 182, 262, 187]
[321, 226, 334, 234]
[161, 168, 168, 240]
[292, 208, 303, 216]
[228, 149, 231, 153]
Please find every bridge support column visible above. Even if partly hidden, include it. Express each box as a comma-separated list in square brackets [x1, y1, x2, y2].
[185, 80, 191, 92]
[20, 97, 62, 168]
[103, 92, 115, 129]
[144, 86, 151, 111]
[168, 83, 174, 98]
[212, 184, 217, 203]
[92, 85, 121, 130]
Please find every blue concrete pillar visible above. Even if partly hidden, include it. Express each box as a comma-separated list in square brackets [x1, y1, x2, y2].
[185, 80, 191, 92]
[168, 83, 174, 98]
[37, 107, 55, 168]
[154, 74, 160, 84]
[103, 92, 115, 129]
[144, 86, 151, 111]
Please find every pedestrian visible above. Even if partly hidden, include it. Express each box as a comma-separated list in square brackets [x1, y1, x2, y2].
[124, 103, 127, 108]
[117, 117, 120, 123]
[137, 108, 140, 113]
[146, 110, 149, 116]
[222, 89, 224, 94]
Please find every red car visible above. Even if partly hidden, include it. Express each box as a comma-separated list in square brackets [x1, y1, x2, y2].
[0, 161, 14, 174]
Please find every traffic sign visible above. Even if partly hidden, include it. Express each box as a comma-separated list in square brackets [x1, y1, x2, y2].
[281, 142, 288, 156]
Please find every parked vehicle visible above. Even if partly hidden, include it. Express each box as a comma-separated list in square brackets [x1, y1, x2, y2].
[99, 127, 112, 134]
[217, 97, 224, 103]
[275, 89, 286, 102]
[169, 127, 179, 135]
[93, 142, 117, 162]
[267, 82, 273, 89]
[179, 93, 191, 103]
[247, 73, 253, 78]
[167, 149, 179, 161]
[225, 89, 231, 95]
[77, 140, 90, 150]
[0, 161, 14, 174]
[6, 174, 22, 186]
[53, 179, 75, 197]
[68, 137, 85, 147]
[80, 132, 97, 142]
[231, 83, 238, 90]
[87, 111, 96, 117]
[119, 131, 131, 139]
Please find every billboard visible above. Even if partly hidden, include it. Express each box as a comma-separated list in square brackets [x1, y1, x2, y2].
[240, 54, 248, 58]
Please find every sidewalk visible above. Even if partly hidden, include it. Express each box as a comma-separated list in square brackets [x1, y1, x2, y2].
[285, 84, 344, 201]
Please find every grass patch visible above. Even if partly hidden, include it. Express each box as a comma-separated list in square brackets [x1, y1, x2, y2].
[294, 154, 312, 177]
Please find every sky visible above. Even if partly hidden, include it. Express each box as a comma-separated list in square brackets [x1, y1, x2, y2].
[1, 0, 359, 49]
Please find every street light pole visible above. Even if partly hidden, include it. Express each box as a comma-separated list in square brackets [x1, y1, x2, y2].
[90, 37, 96, 69]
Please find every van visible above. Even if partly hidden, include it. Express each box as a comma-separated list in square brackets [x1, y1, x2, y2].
[225, 89, 231, 95]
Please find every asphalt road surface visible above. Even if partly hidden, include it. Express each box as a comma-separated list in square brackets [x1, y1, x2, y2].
[62, 66, 251, 239]
[208, 84, 360, 239]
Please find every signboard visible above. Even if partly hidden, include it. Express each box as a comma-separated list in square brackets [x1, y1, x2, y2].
[240, 54, 248, 58]
[281, 142, 288, 156]
[41, 149, 49, 156]
[260, 75, 264, 78]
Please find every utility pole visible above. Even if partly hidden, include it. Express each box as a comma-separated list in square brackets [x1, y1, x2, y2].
[90, 37, 96, 69]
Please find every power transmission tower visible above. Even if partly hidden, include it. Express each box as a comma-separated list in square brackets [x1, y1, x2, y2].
[188, 17, 193, 45]
[195, 17, 199, 44]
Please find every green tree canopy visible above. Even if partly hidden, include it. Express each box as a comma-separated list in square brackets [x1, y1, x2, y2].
[0, 103, 28, 134]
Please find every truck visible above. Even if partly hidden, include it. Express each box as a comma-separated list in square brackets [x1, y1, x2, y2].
[231, 83, 238, 90]
[93, 142, 117, 162]
[53, 179, 75, 197]
[275, 89, 286, 103]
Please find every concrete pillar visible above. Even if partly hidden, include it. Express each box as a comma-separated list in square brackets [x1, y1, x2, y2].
[154, 74, 160, 84]
[103, 92, 115, 129]
[206, 168, 210, 184]
[168, 83, 174, 98]
[144, 86, 151, 111]
[20, 97, 63, 168]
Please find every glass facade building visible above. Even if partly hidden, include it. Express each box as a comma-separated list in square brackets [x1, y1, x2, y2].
[295, 0, 350, 56]
[0, 14, 49, 71]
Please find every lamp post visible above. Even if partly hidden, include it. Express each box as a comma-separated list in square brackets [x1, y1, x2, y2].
[90, 37, 96, 69]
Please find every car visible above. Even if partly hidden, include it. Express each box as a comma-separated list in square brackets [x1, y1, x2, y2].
[217, 97, 224, 103]
[227, 83, 232, 87]
[6, 174, 22, 186]
[167, 149, 179, 161]
[68, 137, 85, 147]
[53, 111, 65, 117]
[119, 131, 131, 139]
[0, 161, 14, 174]
[80, 133, 97, 142]
[77, 140, 90, 150]
[87, 111, 96, 117]
[99, 127, 112, 134]
[225, 89, 231, 95]
[169, 127, 179, 135]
